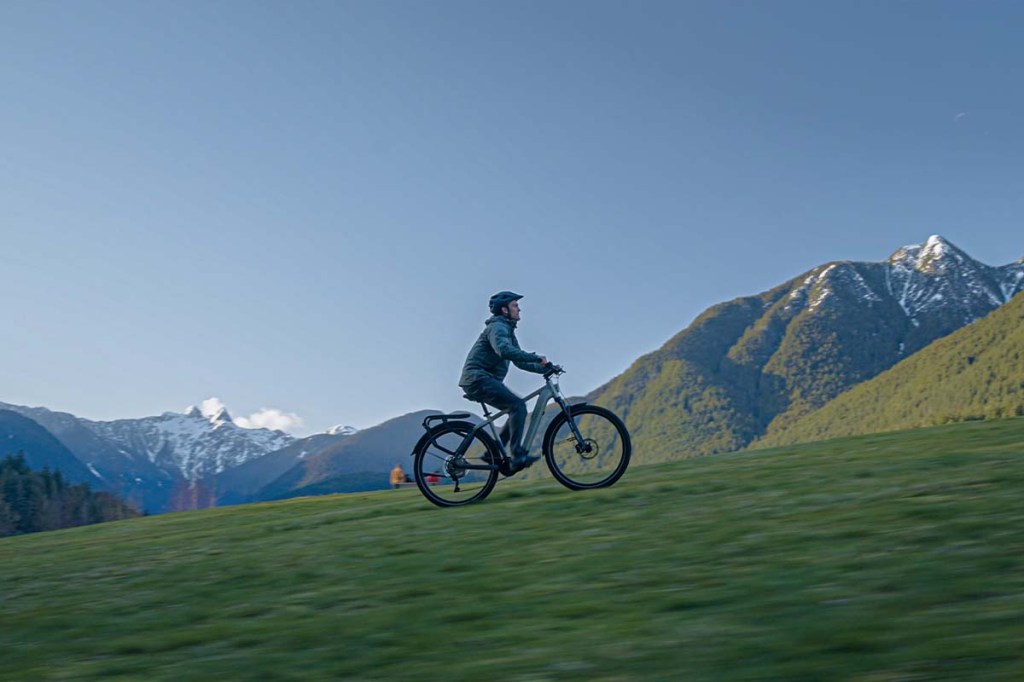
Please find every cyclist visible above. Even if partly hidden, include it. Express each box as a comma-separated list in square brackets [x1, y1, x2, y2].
[459, 291, 551, 472]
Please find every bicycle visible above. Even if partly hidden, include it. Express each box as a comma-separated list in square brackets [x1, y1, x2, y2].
[410, 365, 631, 507]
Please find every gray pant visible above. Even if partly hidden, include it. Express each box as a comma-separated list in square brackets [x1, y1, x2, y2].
[463, 376, 527, 455]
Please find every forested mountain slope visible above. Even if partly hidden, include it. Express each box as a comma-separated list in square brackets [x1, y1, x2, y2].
[756, 290, 1024, 447]
[589, 236, 1023, 461]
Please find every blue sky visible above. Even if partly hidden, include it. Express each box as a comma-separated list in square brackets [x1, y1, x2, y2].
[2, 1, 1021, 434]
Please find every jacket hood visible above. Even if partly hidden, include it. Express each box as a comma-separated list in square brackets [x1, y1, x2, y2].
[485, 315, 517, 329]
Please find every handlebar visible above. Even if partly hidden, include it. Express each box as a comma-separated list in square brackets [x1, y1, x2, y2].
[543, 364, 565, 378]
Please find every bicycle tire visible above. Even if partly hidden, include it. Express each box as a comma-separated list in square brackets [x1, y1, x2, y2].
[413, 421, 500, 507]
[542, 405, 631, 490]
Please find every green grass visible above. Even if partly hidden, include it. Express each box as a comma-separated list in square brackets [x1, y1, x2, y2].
[3, 418, 1024, 681]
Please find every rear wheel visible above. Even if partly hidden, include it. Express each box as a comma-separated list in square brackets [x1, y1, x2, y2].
[543, 405, 631, 490]
[413, 421, 500, 507]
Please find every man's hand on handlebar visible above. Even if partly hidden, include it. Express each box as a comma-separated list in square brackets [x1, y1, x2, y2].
[543, 362, 564, 377]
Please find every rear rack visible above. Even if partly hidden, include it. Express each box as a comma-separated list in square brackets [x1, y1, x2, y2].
[422, 412, 471, 429]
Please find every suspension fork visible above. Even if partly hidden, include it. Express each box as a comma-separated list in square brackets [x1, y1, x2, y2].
[553, 393, 587, 451]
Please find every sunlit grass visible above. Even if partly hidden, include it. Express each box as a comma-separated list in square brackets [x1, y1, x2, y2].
[2, 418, 1023, 680]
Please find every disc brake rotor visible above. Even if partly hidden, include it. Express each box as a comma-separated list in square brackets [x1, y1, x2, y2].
[565, 436, 599, 460]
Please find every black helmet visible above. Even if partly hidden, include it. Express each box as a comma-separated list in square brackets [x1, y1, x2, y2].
[489, 291, 523, 315]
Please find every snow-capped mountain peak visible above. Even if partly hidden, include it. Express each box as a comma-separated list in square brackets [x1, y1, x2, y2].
[884, 234, 1022, 322]
[918, 234, 966, 272]
[83, 409, 295, 482]
[775, 236, 1023, 345]
[326, 424, 359, 436]
[183, 403, 236, 427]
[210, 406, 233, 425]
[888, 234, 970, 275]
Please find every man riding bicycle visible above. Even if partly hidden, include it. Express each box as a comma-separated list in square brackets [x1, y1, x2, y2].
[459, 291, 551, 472]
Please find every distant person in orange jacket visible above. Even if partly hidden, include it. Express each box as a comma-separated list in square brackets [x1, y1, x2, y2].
[390, 463, 407, 489]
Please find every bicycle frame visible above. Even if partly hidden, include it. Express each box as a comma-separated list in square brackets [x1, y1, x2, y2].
[455, 372, 586, 470]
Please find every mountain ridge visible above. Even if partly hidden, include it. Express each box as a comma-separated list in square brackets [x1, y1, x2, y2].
[0, 401, 349, 512]
[588, 235, 1024, 462]
[3, 234, 1021, 508]
[253, 410, 443, 502]
[0, 410, 103, 487]
[755, 288, 1024, 446]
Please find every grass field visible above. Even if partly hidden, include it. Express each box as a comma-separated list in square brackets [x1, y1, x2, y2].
[3, 418, 1024, 681]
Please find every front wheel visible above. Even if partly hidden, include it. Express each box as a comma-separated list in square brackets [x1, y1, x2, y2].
[542, 405, 631, 490]
[413, 421, 500, 507]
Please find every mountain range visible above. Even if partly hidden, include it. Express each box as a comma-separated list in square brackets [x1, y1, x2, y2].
[2, 235, 1021, 511]
[587, 235, 1024, 462]
[0, 401, 361, 513]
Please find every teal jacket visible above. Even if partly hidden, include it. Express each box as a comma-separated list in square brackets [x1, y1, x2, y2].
[459, 315, 546, 388]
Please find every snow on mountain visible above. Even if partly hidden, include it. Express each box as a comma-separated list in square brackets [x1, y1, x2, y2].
[587, 234, 1024, 463]
[0, 398, 355, 499]
[784, 235, 1023, 327]
[886, 235, 1023, 324]
[786, 262, 884, 313]
[82, 408, 295, 481]
[998, 265, 1024, 302]
[210, 406, 233, 424]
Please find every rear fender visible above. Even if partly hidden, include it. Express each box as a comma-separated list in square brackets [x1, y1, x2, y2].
[410, 421, 500, 458]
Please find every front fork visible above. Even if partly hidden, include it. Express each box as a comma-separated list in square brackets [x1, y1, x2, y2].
[553, 393, 588, 453]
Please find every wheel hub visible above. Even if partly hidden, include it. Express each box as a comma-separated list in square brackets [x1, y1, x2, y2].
[446, 457, 466, 480]
[577, 438, 598, 460]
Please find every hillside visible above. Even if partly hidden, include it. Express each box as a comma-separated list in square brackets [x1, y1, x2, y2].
[757, 291, 1024, 447]
[212, 431, 354, 506]
[0, 454, 138, 536]
[3, 418, 1023, 680]
[589, 236, 1024, 462]
[253, 410, 443, 501]
[0, 410, 103, 486]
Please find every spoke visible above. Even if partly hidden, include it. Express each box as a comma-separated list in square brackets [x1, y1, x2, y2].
[546, 410, 629, 489]
[415, 426, 499, 506]
[424, 450, 450, 465]
[429, 439, 458, 456]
